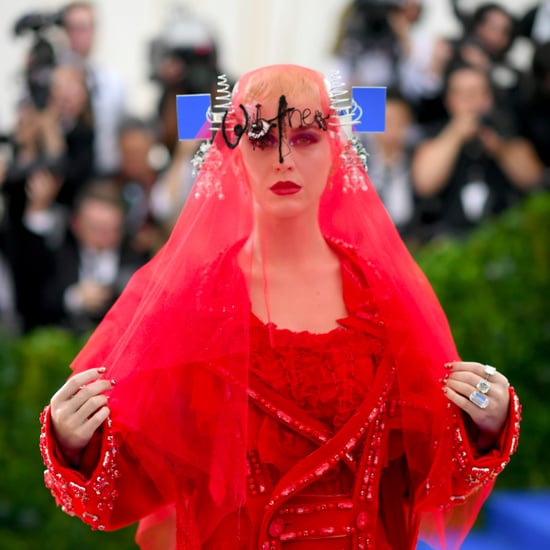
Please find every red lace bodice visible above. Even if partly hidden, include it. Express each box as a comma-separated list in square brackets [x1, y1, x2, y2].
[250, 314, 384, 432]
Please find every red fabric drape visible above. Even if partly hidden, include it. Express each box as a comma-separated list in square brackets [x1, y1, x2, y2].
[68, 65, 495, 548]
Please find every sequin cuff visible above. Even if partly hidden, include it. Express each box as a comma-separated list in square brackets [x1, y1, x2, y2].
[450, 386, 521, 501]
[39, 405, 121, 530]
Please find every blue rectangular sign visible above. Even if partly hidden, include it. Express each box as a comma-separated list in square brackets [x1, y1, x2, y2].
[351, 87, 386, 133]
[176, 87, 387, 140]
[176, 93, 212, 140]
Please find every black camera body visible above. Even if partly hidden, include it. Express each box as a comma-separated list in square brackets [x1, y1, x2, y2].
[149, 37, 218, 94]
[348, 0, 404, 50]
[14, 11, 63, 36]
[13, 11, 64, 110]
[478, 111, 515, 138]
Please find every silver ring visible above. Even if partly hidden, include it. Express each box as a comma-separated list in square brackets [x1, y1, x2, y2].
[476, 379, 490, 394]
[469, 390, 489, 409]
[484, 364, 497, 378]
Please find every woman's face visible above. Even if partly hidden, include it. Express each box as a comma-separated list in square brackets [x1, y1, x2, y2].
[238, 94, 332, 219]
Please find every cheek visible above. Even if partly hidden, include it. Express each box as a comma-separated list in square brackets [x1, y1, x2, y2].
[313, 144, 333, 176]
[235, 148, 261, 195]
[239, 146, 272, 180]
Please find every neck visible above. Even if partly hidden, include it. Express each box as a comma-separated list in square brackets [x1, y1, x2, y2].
[247, 210, 332, 269]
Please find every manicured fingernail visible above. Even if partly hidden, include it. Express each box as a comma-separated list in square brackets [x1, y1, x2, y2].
[441, 386, 448, 394]
[444, 362, 454, 369]
[98, 366, 106, 373]
[110, 379, 117, 385]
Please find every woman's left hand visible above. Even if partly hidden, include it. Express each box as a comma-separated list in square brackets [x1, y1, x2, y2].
[443, 361, 510, 443]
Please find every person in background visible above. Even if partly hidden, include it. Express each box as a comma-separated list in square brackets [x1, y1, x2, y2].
[47, 62, 96, 207]
[115, 117, 170, 257]
[60, 1, 128, 177]
[0, 54, 93, 331]
[331, 0, 452, 126]
[516, 40, 550, 188]
[40, 64, 520, 550]
[447, 2, 522, 116]
[2, 60, 95, 211]
[39, 180, 148, 334]
[411, 62, 543, 241]
[361, 88, 423, 242]
[149, 7, 223, 156]
[0, 238, 19, 335]
[149, 139, 199, 233]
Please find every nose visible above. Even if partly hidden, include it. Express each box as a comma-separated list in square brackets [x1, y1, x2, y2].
[273, 151, 295, 170]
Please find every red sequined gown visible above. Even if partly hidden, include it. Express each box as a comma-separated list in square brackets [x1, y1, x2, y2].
[40, 251, 521, 550]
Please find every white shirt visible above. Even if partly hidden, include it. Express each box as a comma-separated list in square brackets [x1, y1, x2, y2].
[87, 65, 127, 175]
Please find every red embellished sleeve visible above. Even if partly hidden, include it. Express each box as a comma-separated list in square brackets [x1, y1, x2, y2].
[39, 405, 165, 531]
[448, 386, 521, 502]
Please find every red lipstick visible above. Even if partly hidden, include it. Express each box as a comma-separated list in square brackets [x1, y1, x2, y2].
[270, 180, 302, 195]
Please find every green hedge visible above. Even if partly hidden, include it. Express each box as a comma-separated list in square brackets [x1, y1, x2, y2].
[415, 192, 550, 489]
[0, 192, 548, 547]
[0, 329, 137, 549]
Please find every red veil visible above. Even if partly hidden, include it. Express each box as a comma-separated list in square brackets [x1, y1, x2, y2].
[68, 65, 493, 548]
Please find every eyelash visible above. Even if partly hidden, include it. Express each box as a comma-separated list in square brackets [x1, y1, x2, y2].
[250, 133, 278, 150]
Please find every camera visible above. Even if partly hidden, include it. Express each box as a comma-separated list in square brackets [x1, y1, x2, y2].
[346, 0, 404, 50]
[478, 111, 515, 138]
[149, 13, 219, 94]
[14, 11, 63, 35]
[13, 10, 64, 110]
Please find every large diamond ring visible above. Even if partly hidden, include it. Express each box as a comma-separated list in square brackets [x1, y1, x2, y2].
[469, 390, 489, 409]
[484, 364, 497, 378]
[477, 379, 490, 394]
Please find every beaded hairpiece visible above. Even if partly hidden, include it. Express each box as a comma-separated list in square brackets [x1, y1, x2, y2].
[326, 71, 369, 191]
[189, 75, 233, 199]
[209, 74, 232, 133]
[326, 71, 356, 134]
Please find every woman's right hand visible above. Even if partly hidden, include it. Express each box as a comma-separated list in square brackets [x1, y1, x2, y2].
[50, 367, 114, 466]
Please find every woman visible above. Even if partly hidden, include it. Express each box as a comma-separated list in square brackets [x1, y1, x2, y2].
[40, 65, 520, 549]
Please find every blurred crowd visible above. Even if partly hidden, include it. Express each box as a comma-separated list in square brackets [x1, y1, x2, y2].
[0, 1, 222, 335]
[0, 0, 548, 336]
[334, 0, 549, 242]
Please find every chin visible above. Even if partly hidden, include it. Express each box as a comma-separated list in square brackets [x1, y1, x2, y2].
[256, 198, 318, 221]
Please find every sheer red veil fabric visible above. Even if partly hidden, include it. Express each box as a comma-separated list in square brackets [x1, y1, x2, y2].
[68, 65, 490, 548]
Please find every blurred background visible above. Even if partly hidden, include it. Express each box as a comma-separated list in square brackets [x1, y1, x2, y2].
[0, 0, 548, 548]
[0, 0, 541, 130]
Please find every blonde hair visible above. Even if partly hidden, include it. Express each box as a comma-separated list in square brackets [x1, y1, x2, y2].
[236, 65, 326, 110]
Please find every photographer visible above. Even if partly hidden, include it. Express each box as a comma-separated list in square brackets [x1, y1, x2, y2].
[38, 180, 148, 334]
[4, 63, 95, 206]
[333, 0, 408, 88]
[447, 1, 521, 116]
[333, 0, 453, 120]
[516, 40, 550, 174]
[411, 62, 543, 241]
[149, 9, 222, 154]
[0, 72, 93, 331]
[12, 9, 64, 112]
[59, 2, 127, 177]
